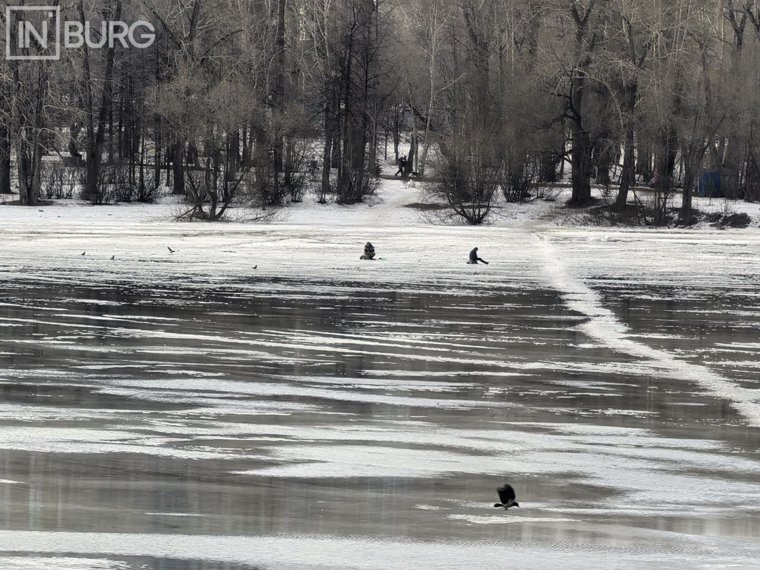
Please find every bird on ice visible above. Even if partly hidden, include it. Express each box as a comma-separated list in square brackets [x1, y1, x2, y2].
[494, 483, 520, 509]
[167, 246, 176, 253]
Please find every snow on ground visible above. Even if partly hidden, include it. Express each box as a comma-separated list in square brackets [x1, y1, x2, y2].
[3, 176, 760, 228]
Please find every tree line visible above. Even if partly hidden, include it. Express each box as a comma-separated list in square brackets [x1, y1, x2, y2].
[1, 0, 760, 224]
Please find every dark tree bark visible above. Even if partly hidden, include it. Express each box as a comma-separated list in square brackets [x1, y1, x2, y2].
[0, 123, 10, 194]
[615, 83, 638, 211]
[320, 97, 335, 202]
[567, 0, 598, 206]
[569, 114, 593, 205]
[392, 103, 400, 164]
[271, 0, 287, 200]
[653, 125, 678, 226]
[172, 141, 185, 195]
[721, 2, 748, 198]
[0, 75, 9, 194]
[80, 0, 121, 202]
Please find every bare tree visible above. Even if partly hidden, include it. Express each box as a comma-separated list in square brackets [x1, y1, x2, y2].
[78, 0, 122, 203]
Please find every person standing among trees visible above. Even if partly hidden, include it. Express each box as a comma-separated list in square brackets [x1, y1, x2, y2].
[395, 156, 408, 177]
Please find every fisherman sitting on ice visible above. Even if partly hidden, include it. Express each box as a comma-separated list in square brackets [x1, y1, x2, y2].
[360, 242, 376, 260]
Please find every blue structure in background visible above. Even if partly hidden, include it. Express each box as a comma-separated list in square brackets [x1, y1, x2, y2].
[698, 170, 722, 197]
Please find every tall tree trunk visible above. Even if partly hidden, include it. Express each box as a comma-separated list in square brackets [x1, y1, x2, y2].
[154, 120, 162, 188]
[392, 103, 400, 164]
[0, 73, 10, 194]
[570, 128, 592, 205]
[681, 153, 696, 224]
[636, 144, 652, 182]
[17, 143, 35, 206]
[271, 0, 287, 201]
[80, 0, 121, 201]
[722, 5, 747, 199]
[320, 96, 334, 202]
[615, 83, 637, 211]
[338, 33, 354, 203]
[681, 133, 708, 224]
[653, 126, 678, 226]
[566, 2, 597, 206]
[11, 61, 47, 206]
[408, 120, 418, 173]
[419, 11, 440, 178]
[615, 124, 635, 211]
[172, 141, 185, 195]
[569, 80, 592, 206]
[0, 123, 10, 194]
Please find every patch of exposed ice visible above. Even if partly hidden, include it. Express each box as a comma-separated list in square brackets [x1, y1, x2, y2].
[2, 530, 759, 569]
[0, 558, 131, 570]
[413, 504, 442, 511]
[100, 378, 513, 410]
[448, 514, 576, 525]
[144, 512, 206, 518]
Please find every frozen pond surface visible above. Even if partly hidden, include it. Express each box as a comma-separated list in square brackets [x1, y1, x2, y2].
[1, 223, 760, 569]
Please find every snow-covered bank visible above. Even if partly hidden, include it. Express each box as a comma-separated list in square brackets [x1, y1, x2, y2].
[3, 177, 760, 229]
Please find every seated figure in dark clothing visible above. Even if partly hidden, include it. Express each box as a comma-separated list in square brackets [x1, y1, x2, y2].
[360, 242, 376, 260]
[468, 247, 489, 265]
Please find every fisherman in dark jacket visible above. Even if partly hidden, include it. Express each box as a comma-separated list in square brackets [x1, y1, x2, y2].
[468, 247, 489, 265]
[361, 242, 376, 260]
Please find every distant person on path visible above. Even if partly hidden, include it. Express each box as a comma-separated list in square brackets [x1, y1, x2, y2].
[468, 247, 489, 265]
[395, 156, 407, 177]
[308, 157, 319, 180]
[360, 242, 376, 260]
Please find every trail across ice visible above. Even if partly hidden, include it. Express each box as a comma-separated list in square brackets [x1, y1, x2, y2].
[535, 232, 760, 426]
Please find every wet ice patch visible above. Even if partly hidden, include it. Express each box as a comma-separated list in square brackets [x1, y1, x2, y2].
[0, 558, 131, 570]
[100, 378, 511, 410]
[414, 504, 442, 511]
[144, 512, 206, 518]
[448, 514, 576, 525]
[239, 445, 513, 479]
[0, 427, 231, 460]
[233, 421, 760, 512]
[3, 530, 759, 569]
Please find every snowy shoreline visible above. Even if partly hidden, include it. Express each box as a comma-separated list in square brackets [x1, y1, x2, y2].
[3, 178, 760, 230]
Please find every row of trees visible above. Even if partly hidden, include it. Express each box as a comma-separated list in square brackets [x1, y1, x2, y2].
[410, 0, 760, 224]
[1, 0, 389, 218]
[2, 1, 760, 224]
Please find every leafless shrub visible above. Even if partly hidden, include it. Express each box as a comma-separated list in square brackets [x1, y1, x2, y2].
[435, 157, 501, 225]
[179, 148, 253, 221]
[501, 156, 539, 203]
[43, 163, 82, 200]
